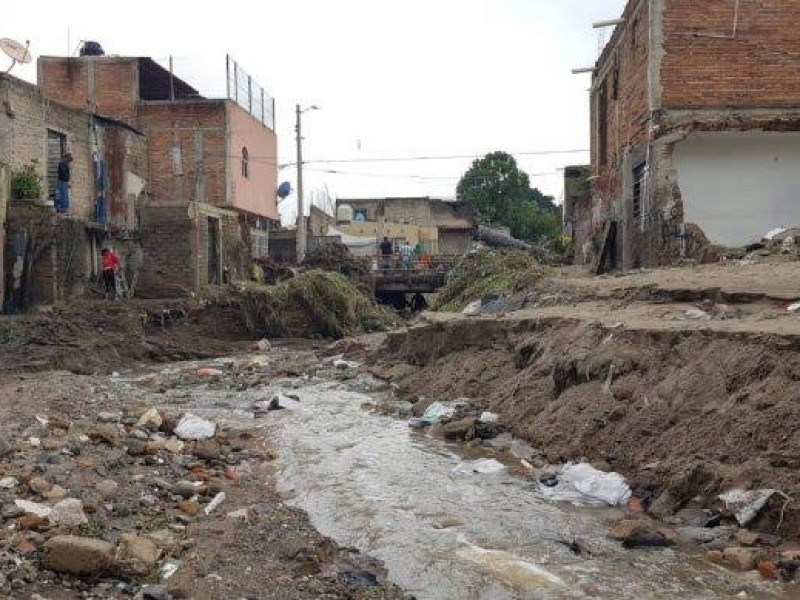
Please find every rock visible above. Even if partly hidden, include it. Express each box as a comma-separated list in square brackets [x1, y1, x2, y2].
[96, 479, 119, 500]
[707, 549, 724, 564]
[204, 492, 226, 515]
[442, 417, 477, 441]
[408, 418, 427, 429]
[164, 437, 184, 454]
[50, 498, 88, 527]
[0, 477, 18, 489]
[28, 477, 51, 495]
[126, 439, 148, 456]
[89, 425, 119, 446]
[14, 499, 52, 519]
[138, 408, 163, 431]
[608, 518, 677, 549]
[723, 546, 764, 571]
[97, 411, 121, 423]
[147, 529, 178, 553]
[178, 501, 200, 516]
[115, 533, 161, 575]
[782, 549, 800, 561]
[18, 514, 48, 530]
[43, 484, 68, 501]
[43, 535, 115, 576]
[735, 529, 781, 547]
[196, 367, 224, 379]
[676, 525, 736, 545]
[130, 428, 150, 440]
[0, 439, 12, 457]
[172, 480, 204, 499]
[194, 439, 221, 461]
[141, 584, 170, 600]
[174, 414, 216, 440]
[2, 503, 25, 519]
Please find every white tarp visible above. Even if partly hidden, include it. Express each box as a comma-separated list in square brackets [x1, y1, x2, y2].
[540, 462, 632, 507]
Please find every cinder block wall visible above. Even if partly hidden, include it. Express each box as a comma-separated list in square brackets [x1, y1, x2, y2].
[137, 205, 196, 297]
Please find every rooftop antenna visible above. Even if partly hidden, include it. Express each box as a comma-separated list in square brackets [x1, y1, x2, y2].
[1, 38, 32, 73]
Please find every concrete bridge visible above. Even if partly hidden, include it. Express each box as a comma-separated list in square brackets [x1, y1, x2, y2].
[371, 256, 458, 294]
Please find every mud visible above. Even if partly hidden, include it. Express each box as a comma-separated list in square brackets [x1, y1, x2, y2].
[372, 316, 800, 540]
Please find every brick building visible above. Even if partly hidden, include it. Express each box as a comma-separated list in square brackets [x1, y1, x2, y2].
[0, 72, 147, 309]
[37, 53, 279, 293]
[583, 0, 800, 270]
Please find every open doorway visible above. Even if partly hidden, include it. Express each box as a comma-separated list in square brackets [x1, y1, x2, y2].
[46, 130, 66, 201]
[207, 217, 221, 284]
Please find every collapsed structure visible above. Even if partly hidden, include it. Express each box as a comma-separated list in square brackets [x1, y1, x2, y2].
[566, 0, 800, 269]
[1, 46, 278, 308]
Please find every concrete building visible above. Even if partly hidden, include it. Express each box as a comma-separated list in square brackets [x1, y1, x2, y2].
[585, 0, 800, 269]
[331, 197, 475, 256]
[37, 52, 279, 293]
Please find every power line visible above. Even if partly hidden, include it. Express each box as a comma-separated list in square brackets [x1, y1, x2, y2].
[297, 149, 589, 166]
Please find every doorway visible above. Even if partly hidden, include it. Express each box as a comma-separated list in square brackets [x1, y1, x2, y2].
[207, 217, 221, 285]
[46, 130, 66, 200]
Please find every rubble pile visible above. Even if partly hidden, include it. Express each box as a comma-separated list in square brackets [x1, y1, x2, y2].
[302, 243, 373, 292]
[433, 250, 549, 313]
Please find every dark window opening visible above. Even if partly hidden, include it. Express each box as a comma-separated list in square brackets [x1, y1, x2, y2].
[631, 18, 639, 48]
[241, 147, 249, 178]
[46, 129, 67, 200]
[612, 62, 620, 100]
[632, 162, 646, 221]
[598, 82, 609, 166]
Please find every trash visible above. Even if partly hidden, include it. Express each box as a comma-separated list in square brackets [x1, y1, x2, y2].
[204, 491, 226, 515]
[29, 437, 41, 447]
[333, 359, 359, 370]
[160, 558, 182, 580]
[684, 308, 711, 321]
[520, 459, 534, 471]
[462, 300, 482, 316]
[787, 303, 800, 314]
[719, 489, 777, 526]
[226, 508, 249, 520]
[539, 462, 632, 507]
[452, 458, 506, 475]
[421, 401, 457, 424]
[14, 499, 52, 519]
[256, 338, 272, 351]
[479, 411, 499, 423]
[174, 413, 216, 440]
[408, 418, 427, 429]
[764, 227, 788, 241]
[0, 477, 18, 488]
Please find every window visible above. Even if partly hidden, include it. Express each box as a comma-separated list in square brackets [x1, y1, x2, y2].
[354, 208, 368, 222]
[241, 147, 249, 178]
[632, 162, 646, 221]
[46, 129, 67, 199]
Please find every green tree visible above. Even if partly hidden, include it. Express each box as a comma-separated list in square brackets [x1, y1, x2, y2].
[456, 151, 561, 243]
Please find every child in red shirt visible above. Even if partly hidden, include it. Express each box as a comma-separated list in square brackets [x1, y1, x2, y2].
[101, 248, 120, 299]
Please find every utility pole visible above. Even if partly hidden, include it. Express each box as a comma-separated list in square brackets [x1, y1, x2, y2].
[295, 103, 306, 263]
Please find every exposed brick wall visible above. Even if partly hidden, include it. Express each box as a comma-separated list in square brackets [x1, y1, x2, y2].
[661, 0, 800, 109]
[38, 57, 138, 125]
[137, 102, 226, 207]
[137, 205, 196, 296]
[0, 75, 93, 219]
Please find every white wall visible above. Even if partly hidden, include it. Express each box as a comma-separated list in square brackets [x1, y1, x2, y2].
[674, 132, 800, 246]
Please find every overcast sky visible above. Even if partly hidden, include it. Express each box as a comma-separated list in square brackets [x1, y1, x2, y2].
[4, 0, 626, 223]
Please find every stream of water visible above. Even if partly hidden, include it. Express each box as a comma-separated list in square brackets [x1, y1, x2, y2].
[113, 354, 785, 599]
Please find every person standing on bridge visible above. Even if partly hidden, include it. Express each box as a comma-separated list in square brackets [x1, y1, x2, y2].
[379, 236, 393, 270]
[400, 240, 413, 270]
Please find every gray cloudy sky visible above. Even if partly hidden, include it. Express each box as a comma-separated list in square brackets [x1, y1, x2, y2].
[4, 0, 627, 222]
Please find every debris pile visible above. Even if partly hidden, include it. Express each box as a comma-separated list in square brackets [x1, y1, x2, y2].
[433, 250, 549, 312]
[302, 243, 373, 291]
[231, 270, 392, 339]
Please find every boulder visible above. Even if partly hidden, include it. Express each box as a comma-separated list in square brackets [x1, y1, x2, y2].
[194, 439, 221, 461]
[43, 535, 114, 576]
[50, 498, 88, 527]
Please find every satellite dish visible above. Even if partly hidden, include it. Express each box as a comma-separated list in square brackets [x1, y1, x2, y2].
[277, 181, 292, 200]
[1, 38, 32, 73]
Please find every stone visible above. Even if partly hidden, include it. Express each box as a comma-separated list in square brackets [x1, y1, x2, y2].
[43, 535, 115, 576]
[196, 368, 224, 379]
[43, 484, 68, 501]
[781, 549, 800, 561]
[115, 533, 161, 575]
[442, 417, 477, 441]
[0, 477, 18, 489]
[164, 437, 184, 454]
[89, 425, 119, 446]
[97, 412, 121, 423]
[723, 547, 764, 571]
[130, 428, 150, 441]
[174, 414, 216, 440]
[50, 498, 88, 527]
[2, 503, 25, 519]
[141, 584, 170, 600]
[0, 439, 12, 458]
[172, 480, 204, 499]
[735, 529, 781, 547]
[96, 479, 119, 499]
[147, 529, 178, 553]
[126, 439, 148, 456]
[608, 519, 677, 549]
[137, 408, 163, 431]
[706, 550, 724, 564]
[28, 477, 52, 495]
[194, 439, 221, 461]
[177, 501, 200, 516]
[14, 499, 52, 519]
[18, 515, 48, 530]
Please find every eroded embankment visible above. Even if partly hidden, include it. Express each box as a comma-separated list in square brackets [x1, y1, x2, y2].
[373, 316, 800, 538]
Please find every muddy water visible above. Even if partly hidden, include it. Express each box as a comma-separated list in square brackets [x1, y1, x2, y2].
[113, 356, 782, 599]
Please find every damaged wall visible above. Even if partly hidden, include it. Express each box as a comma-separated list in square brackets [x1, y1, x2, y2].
[674, 131, 800, 247]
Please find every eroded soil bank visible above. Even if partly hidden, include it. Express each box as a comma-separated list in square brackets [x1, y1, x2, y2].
[371, 316, 800, 539]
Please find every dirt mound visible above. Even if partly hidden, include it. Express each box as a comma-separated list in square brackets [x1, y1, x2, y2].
[433, 250, 549, 312]
[374, 316, 800, 538]
[0, 299, 248, 375]
[231, 270, 392, 339]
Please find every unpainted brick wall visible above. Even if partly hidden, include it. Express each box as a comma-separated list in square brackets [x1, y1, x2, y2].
[0, 75, 94, 219]
[137, 205, 196, 296]
[661, 0, 800, 109]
